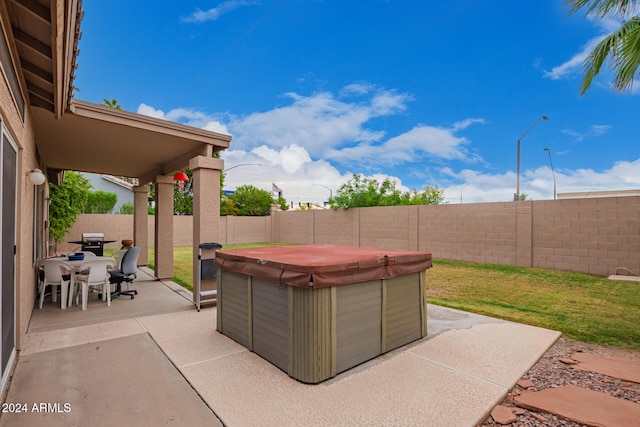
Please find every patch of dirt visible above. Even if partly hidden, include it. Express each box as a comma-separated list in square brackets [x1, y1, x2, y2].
[480, 337, 640, 426]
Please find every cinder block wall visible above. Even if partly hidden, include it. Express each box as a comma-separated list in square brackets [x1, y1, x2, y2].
[62, 195, 639, 275]
[57, 214, 133, 254]
[271, 196, 639, 275]
[226, 216, 271, 244]
[531, 197, 640, 275]
[417, 202, 519, 265]
[61, 213, 272, 251]
[274, 210, 314, 244]
[359, 206, 419, 250]
[314, 209, 357, 246]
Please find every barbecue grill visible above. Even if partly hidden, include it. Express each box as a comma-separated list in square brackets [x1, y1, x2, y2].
[68, 233, 116, 256]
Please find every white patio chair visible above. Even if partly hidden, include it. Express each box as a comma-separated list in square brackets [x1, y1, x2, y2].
[73, 259, 115, 310]
[37, 259, 73, 309]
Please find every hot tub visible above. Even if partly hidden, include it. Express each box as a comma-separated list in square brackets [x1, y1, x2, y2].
[215, 244, 432, 383]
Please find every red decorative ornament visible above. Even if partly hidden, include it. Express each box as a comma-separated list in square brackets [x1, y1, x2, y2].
[173, 171, 189, 190]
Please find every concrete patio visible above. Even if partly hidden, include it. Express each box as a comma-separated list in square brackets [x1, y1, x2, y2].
[0, 268, 560, 426]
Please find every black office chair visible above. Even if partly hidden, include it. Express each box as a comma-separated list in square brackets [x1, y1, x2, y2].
[109, 246, 141, 299]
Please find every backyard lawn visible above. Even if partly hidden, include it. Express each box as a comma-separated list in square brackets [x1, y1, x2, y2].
[124, 244, 639, 350]
[427, 259, 639, 349]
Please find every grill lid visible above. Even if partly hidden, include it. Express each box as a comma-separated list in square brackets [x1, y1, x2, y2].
[82, 232, 104, 242]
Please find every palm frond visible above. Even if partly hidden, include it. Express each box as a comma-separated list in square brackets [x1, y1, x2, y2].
[581, 17, 640, 94]
[565, 0, 639, 18]
[613, 18, 640, 91]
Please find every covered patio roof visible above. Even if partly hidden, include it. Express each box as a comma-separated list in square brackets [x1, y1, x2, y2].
[6, 0, 231, 184]
[32, 100, 231, 185]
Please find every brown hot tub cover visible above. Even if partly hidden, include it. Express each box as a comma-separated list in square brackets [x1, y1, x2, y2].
[214, 244, 432, 288]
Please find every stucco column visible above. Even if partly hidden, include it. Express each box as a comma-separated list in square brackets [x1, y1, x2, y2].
[190, 156, 224, 303]
[154, 175, 174, 279]
[132, 185, 149, 265]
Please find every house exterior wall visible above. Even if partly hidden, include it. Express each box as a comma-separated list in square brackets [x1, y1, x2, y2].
[61, 195, 640, 276]
[0, 9, 41, 364]
[81, 172, 134, 213]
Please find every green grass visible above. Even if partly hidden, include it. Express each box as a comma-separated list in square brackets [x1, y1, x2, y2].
[113, 244, 640, 350]
[146, 243, 290, 291]
[428, 259, 640, 349]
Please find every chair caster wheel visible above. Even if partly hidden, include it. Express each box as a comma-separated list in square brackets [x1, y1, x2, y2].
[130, 296, 135, 300]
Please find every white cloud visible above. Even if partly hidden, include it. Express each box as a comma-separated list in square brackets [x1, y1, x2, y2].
[324, 122, 484, 167]
[137, 103, 165, 119]
[252, 144, 311, 174]
[440, 158, 640, 203]
[182, 0, 257, 23]
[227, 87, 412, 157]
[137, 82, 637, 205]
[220, 144, 417, 205]
[542, 12, 637, 87]
[340, 83, 376, 96]
[138, 86, 479, 168]
[590, 124, 612, 135]
[439, 168, 519, 203]
[561, 124, 611, 141]
[543, 35, 604, 81]
[137, 103, 231, 135]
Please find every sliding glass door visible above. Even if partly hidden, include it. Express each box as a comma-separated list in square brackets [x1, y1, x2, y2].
[1, 125, 17, 392]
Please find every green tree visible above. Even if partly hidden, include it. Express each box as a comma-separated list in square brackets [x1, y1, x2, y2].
[174, 189, 193, 215]
[329, 174, 395, 208]
[399, 186, 447, 205]
[119, 202, 134, 214]
[329, 174, 445, 209]
[84, 190, 117, 213]
[566, 0, 640, 94]
[173, 169, 193, 215]
[229, 185, 274, 216]
[101, 98, 122, 109]
[220, 196, 237, 216]
[275, 195, 289, 211]
[48, 171, 92, 242]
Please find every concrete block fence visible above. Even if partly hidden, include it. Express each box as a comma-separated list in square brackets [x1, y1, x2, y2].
[59, 196, 639, 276]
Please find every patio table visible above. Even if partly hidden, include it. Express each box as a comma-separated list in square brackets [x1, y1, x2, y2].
[37, 255, 115, 308]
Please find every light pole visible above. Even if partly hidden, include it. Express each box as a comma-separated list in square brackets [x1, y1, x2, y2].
[515, 115, 549, 201]
[222, 164, 261, 194]
[223, 163, 261, 172]
[543, 147, 557, 200]
[314, 184, 333, 200]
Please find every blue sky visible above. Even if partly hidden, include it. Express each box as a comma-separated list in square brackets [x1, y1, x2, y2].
[74, 0, 639, 204]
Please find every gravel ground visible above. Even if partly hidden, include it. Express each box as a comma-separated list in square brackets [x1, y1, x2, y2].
[480, 336, 640, 426]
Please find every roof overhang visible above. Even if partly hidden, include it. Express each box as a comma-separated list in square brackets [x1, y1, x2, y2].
[32, 100, 231, 185]
[6, 0, 81, 118]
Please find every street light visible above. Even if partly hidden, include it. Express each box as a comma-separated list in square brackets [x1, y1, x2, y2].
[543, 147, 557, 200]
[515, 115, 549, 201]
[314, 184, 333, 200]
[223, 163, 261, 172]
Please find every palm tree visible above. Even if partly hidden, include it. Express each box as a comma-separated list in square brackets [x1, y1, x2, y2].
[566, 0, 640, 94]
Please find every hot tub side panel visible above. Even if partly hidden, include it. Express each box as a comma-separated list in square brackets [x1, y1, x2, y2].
[217, 270, 252, 349]
[289, 286, 333, 383]
[384, 272, 426, 352]
[252, 277, 289, 372]
[335, 280, 382, 374]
